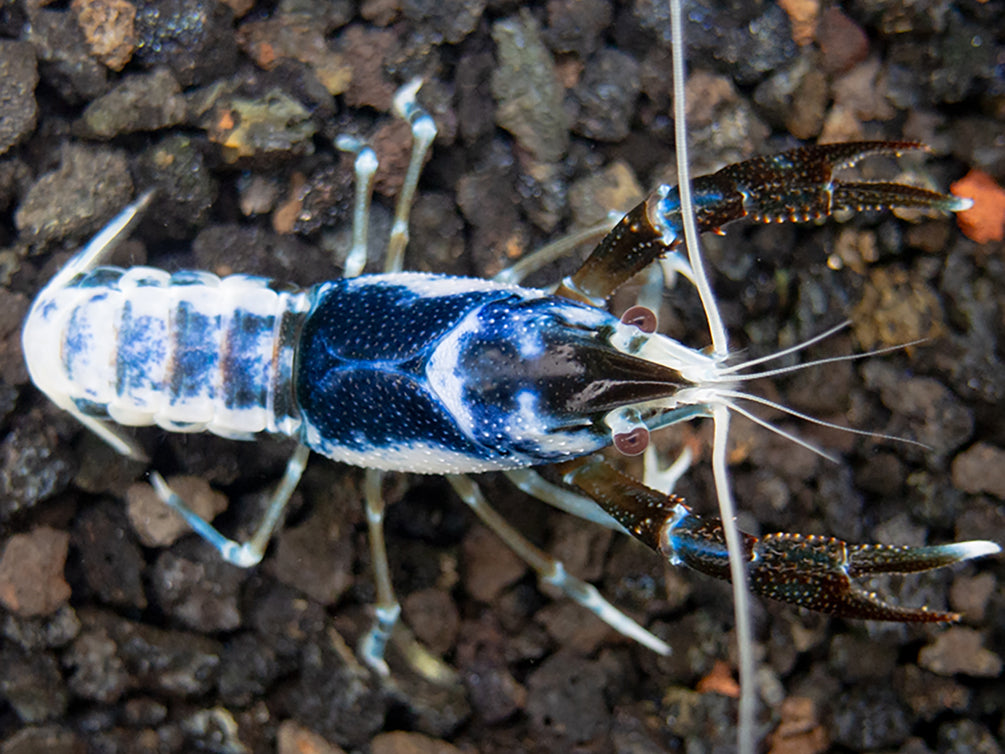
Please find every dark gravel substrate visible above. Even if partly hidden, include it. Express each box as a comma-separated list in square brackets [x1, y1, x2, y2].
[1, 1, 1003, 752]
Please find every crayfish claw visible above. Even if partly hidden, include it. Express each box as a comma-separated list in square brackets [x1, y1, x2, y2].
[552, 455, 1000, 623]
[831, 181, 972, 215]
[672, 524, 1001, 623]
[712, 140, 968, 226]
[744, 533, 1001, 623]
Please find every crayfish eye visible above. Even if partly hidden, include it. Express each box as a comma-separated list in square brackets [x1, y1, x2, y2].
[620, 305, 657, 333]
[613, 426, 650, 456]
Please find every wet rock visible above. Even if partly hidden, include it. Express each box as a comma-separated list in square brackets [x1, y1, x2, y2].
[829, 685, 911, 750]
[660, 686, 736, 749]
[339, 24, 397, 111]
[269, 496, 355, 606]
[536, 601, 612, 656]
[785, 67, 828, 140]
[543, 0, 611, 58]
[861, 360, 974, 461]
[949, 571, 996, 622]
[406, 193, 466, 274]
[73, 502, 148, 610]
[769, 696, 829, 754]
[491, 11, 568, 163]
[462, 524, 527, 603]
[682, 70, 770, 173]
[455, 49, 495, 144]
[387, 669, 470, 740]
[568, 160, 643, 229]
[816, 7, 869, 74]
[456, 142, 524, 277]
[73, 434, 145, 497]
[0, 646, 67, 722]
[152, 541, 247, 632]
[896, 665, 971, 720]
[78, 67, 187, 139]
[72, 0, 137, 71]
[0, 288, 31, 385]
[0, 41, 38, 156]
[275, 162, 353, 236]
[937, 719, 1003, 754]
[832, 58, 897, 122]
[401, 0, 487, 46]
[15, 143, 133, 248]
[193, 223, 329, 281]
[456, 614, 527, 724]
[919, 627, 1002, 678]
[126, 475, 228, 549]
[237, 16, 352, 96]
[247, 582, 327, 658]
[828, 632, 897, 683]
[25, 8, 109, 104]
[526, 651, 610, 744]
[951, 442, 1005, 501]
[929, 14, 997, 105]
[1, 605, 80, 652]
[276, 720, 346, 754]
[402, 588, 459, 656]
[217, 632, 280, 707]
[0, 527, 72, 618]
[0, 725, 85, 754]
[134, 134, 217, 239]
[63, 623, 130, 703]
[0, 409, 77, 519]
[571, 48, 640, 142]
[133, 0, 237, 88]
[77, 608, 222, 697]
[202, 88, 316, 163]
[280, 643, 387, 749]
[370, 731, 463, 754]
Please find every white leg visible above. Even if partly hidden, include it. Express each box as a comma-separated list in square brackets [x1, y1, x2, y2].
[150, 444, 310, 568]
[447, 474, 671, 656]
[357, 468, 457, 685]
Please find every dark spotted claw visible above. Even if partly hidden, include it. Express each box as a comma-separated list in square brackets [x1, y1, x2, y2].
[561, 141, 972, 305]
[554, 456, 1000, 622]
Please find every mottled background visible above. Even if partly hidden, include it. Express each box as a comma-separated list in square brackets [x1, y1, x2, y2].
[0, 0, 1002, 752]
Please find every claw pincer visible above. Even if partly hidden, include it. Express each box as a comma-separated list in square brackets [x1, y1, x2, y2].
[555, 455, 999, 621]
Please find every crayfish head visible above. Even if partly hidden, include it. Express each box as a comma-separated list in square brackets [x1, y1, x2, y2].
[437, 294, 708, 466]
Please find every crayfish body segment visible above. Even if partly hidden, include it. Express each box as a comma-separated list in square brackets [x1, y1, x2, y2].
[20, 104, 999, 676]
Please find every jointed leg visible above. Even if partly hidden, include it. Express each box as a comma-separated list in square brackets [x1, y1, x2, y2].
[151, 444, 310, 568]
[447, 474, 672, 656]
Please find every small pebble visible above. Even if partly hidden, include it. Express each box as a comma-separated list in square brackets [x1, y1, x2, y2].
[919, 627, 1003, 678]
[0, 527, 72, 618]
[126, 475, 228, 548]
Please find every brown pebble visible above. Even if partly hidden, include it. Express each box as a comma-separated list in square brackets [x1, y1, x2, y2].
[949, 572, 996, 622]
[126, 476, 228, 548]
[462, 524, 527, 603]
[816, 7, 869, 74]
[951, 442, 1005, 501]
[769, 696, 829, 754]
[919, 627, 1002, 678]
[276, 719, 347, 754]
[72, 0, 137, 72]
[402, 588, 459, 656]
[0, 527, 72, 617]
[370, 731, 463, 754]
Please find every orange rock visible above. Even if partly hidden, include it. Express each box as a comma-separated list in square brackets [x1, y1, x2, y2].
[696, 659, 740, 698]
[951, 168, 1005, 244]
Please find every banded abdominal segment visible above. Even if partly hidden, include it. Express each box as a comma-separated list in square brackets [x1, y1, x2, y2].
[22, 266, 309, 440]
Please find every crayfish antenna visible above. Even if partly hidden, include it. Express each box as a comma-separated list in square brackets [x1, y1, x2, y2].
[667, 0, 756, 750]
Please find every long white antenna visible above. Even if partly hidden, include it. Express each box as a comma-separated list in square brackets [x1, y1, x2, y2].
[668, 1, 756, 750]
